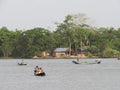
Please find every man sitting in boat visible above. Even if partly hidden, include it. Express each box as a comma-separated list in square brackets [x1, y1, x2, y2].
[34, 66, 45, 76]
[17, 60, 27, 65]
[21, 60, 24, 64]
[34, 66, 39, 73]
[38, 68, 44, 73]
[34, 66, 44, 73]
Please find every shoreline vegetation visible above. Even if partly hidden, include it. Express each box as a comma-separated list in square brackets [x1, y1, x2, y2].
[0, 55, 118, 59]
[0, 13, 120, 58]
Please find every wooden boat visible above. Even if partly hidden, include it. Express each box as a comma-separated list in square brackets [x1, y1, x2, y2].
[34, 72, 46, 76]
[18, 63, 27, 65]
[17, 60, 27, 65]
[72, 60, 101, 64]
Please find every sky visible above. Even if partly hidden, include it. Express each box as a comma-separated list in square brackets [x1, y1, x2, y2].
[0, 0, 120, 31]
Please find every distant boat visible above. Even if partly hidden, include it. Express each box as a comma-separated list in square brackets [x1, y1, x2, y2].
[18, 63, 27, 65]
[72, 59, 101, 64]
[17, 60, 27, 65]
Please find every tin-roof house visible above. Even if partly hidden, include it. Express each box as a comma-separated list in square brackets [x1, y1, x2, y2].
[53, 48, 69, 57]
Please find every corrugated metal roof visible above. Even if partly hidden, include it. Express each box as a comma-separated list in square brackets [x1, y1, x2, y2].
[54, 48, 69, 52]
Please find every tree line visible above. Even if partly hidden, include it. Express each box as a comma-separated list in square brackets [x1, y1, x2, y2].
[0, 13, 120, 58]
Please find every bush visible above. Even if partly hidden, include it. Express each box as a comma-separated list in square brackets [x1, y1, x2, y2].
[102, 48, 120, 58]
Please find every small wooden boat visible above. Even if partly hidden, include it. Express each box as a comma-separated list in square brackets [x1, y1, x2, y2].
[72, 60, 101, 64]
[34, 72, 46, 76]
[17, 60, 27, 65]
[18, 63, 27, 65]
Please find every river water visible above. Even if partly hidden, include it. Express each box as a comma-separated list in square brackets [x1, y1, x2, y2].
[0, 58, 120, 90]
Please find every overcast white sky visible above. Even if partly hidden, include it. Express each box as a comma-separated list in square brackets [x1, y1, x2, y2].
[0, 0, 120, 30]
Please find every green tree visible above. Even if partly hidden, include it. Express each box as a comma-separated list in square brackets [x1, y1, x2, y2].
[18, 28, 54, 58]
[0, 27, 14, 57]
[55, 13, 91, 55]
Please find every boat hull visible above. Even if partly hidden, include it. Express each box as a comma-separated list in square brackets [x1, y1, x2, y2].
[72, 60, 101, 64]
[18, 63, 27, 65]
[34, 72, 46, 76]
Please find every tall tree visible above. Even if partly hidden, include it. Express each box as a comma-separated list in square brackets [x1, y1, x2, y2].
[55, 13, 91, 55]
[0, 27, 14, 57]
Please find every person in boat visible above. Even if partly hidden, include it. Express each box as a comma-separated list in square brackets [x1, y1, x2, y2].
[34, 67, 46, 76]
[75, 57, 80, 63]
[21, 60, 25, 64]
[39, 68, 44, 73]
[36, 67, 44, 73]
[77, 58, 79, 62]
[34, 66, 39, 73]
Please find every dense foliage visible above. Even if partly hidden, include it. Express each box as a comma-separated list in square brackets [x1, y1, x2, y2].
[0, 13, 120, 58]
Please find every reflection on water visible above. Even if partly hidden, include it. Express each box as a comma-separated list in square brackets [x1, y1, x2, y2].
[0, 58, 120, 90]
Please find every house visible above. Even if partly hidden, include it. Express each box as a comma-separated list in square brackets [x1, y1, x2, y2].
[41, 51, 50, 57]
[53, 48, 70, 57]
